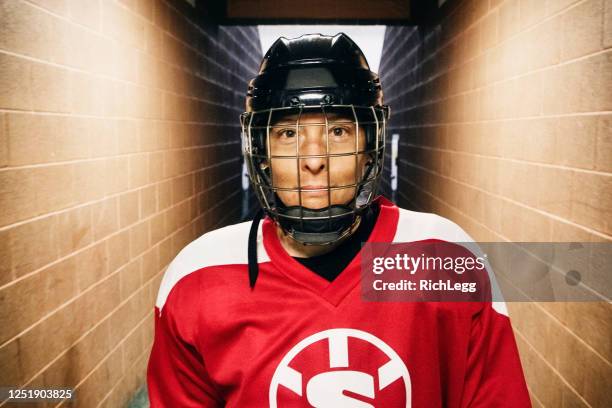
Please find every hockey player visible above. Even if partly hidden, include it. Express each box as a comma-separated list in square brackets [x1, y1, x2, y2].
[147, 33, 531, 407]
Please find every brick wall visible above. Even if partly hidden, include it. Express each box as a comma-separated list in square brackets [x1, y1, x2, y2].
[379, 0, 611, 406]
[0, 0, 261, 406]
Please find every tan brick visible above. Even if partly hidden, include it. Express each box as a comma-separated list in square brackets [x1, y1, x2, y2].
[78, 271, 121, 329]
[542, 302, 612, 363]
[605, 0, 612, 47]
[119, 190, 140, 228]
[157, 179, 171, 211]
[110, 285, 147, 342]
[0, 53, 32, 110]
[518, 73, 543, 117]
[10, 215, 60, 278]
[30, 62, 71, 113]
[89, 118, 117, 158]
[56, 117, 92, 161]
[33, 163, 76, 214]
[92, 197, 119, 241]
[140, 184, 157, 218]
[0, 338, 23, 386]
[75, 240, 108, 292]
[513, 330, 568, 407]
[555, 115, 597, 170]
[546, 0, 581, 15]
[537, 166, 573, 219]
[0, 229, 12, 286]
[129, 153, 149, 189]
[527, 16, 561, 70]
[73, 345, 124, 408]
[122, 324, 144, 375]
[129, 220, 149, 258]
[513, 119, 556, 164]
[98, 373, 132, 408]
[107, 229, 130, 273]
[550, 218, 597, 241]
[44, 318, 111, 389]
[0, 170, 38, 229]
[6, 113, 61, 165]
[498, 0, 520, 40]
[158, 236, 173, 271]
[0, 254, 76, 345]
[172, 222, 194, 254]
[16, 303, 79, 385]
[595, 114, 612, 171]
[67, 0, 100, 30]
[560, 0, 603, 61]
[499, 199, 523, 241]
[499, 160, 540, 207]
[140, 120, 157, 152]
[519, 0, 547, 29]
[172, 173, 193, 204]
[137, 0, 154, 21]
[119, 259, 141, 301]
[570, 171, 612, 235]
[148, 151, 164, 183]
[65, 23, 98, 73]
[543, 51, 612, 114]
[546, 308, 612, 406]
[0, 0, 67, 64]
[480, 10, 498, 51]
[73, 160, 105, 204]
[21, 280, 120, 390]
[58, 204, 93, 257]
[174, 200, 191, 230]
[507, 32, 531, 78]
[107, 157, 130, 195]
[189, 196, 198, 220]
[0, 114, 7, 168]
[114, 43, 140, 84]
[149, 212, 166, 246]
[70, 72, 114, 116]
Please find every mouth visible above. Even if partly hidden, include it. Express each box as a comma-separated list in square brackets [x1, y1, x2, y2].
[299, 185, 329, 197]
[301, 185, 328, 191]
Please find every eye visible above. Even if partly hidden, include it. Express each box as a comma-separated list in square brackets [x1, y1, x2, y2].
[330, 127, 348, 138]
[277, 129, 296, 139]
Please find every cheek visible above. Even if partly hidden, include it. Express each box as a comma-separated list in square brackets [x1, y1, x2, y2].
[329, 155, 368, 181]
[270, 158, 298, 184]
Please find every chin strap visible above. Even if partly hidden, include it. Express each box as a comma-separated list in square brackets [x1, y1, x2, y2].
[248, 208, 264, 289]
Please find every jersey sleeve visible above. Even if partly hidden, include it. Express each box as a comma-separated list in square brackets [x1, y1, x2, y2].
[459, 303, 532, 407]
[147, 275, 223, 407]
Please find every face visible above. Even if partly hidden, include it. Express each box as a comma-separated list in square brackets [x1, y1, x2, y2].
[267, 112, 369, 210]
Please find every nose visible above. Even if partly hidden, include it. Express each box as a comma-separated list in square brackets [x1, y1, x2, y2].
[299, 128, 327, 175]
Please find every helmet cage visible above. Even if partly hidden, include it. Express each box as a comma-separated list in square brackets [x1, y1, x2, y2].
[241, 104, 387, 245]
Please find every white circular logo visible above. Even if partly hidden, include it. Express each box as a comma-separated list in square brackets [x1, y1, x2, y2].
[269, 328, 411, 407]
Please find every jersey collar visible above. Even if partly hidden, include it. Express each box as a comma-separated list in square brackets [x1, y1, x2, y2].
[262, 196, 399, 307]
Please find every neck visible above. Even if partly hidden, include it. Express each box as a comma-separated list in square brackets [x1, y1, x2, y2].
[276, 216, 362, 258]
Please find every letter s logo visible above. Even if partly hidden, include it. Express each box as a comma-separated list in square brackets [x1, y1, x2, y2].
[269, 328, 411, 407]
[307, 371, 374, 408]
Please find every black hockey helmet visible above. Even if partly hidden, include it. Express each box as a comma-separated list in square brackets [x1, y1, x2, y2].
[241, 33, 390, 250]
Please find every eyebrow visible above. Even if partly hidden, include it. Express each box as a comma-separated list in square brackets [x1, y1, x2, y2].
[271, 114, 352, 126]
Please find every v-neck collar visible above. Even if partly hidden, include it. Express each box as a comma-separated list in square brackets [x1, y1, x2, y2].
[262, 196, 399, 307]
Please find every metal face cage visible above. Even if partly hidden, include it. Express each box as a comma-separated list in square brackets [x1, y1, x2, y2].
[241, 104, 387, 245]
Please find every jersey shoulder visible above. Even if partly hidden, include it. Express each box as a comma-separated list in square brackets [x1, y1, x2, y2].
[393, 207, 474, 243]
[392, 206, 509, 316]
[155, 219, 268, 311]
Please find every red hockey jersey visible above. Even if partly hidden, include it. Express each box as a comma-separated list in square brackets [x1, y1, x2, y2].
[147, 197, 531, 407]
